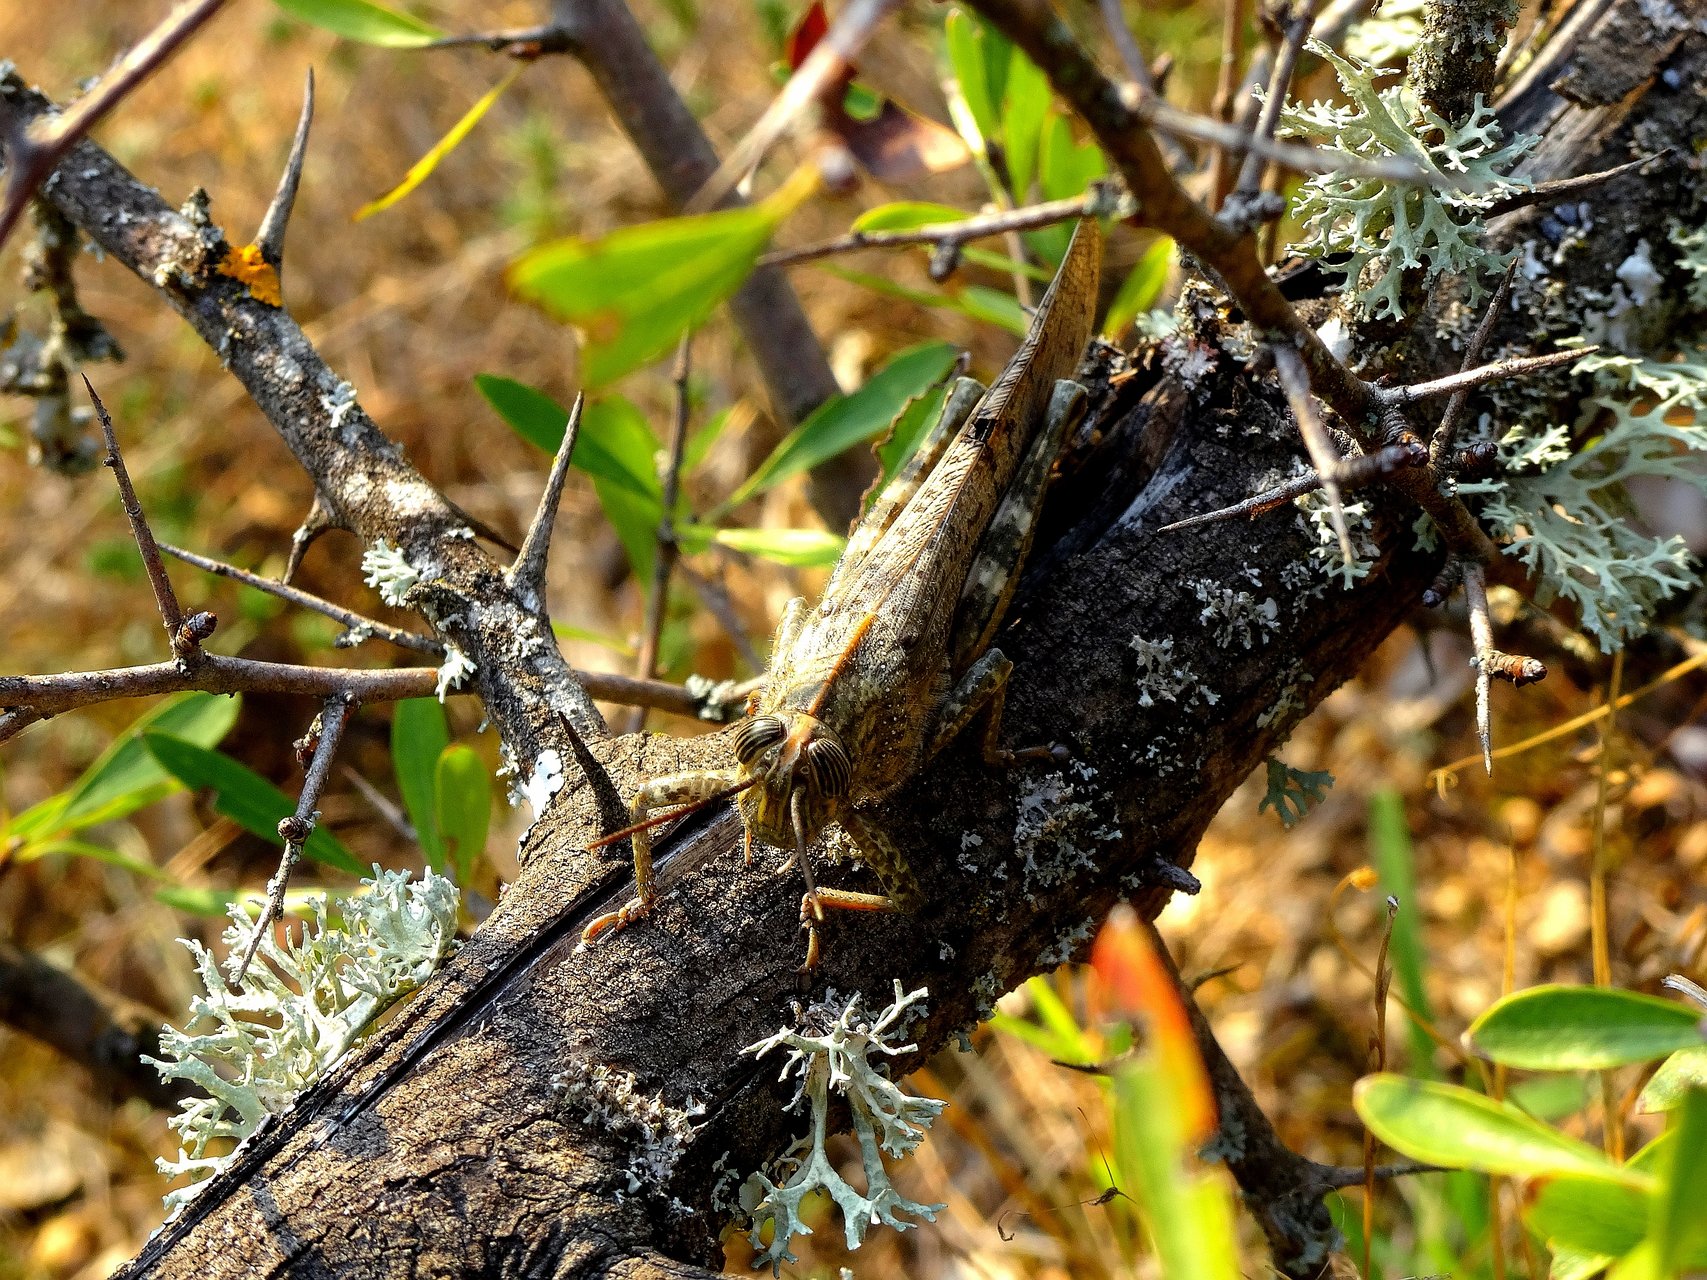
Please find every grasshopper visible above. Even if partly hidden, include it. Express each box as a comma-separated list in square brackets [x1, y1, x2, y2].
[584, 218, 1102, 964]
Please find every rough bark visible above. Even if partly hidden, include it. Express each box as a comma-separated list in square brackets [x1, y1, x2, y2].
[0, 1, 1700, 1275]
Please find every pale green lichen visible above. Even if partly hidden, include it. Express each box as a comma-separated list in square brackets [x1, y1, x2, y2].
[1467, 347, 1707, 651]
[740, 983, 946, 1272]
[1296, 490, 1380, 589]
[1271, 40, 1535, 320]
[1673, 222, 1707, 310]
[1259, 757, 1335, 828]
[360, 538, 420, 607]
[147, 868, 459, 1216]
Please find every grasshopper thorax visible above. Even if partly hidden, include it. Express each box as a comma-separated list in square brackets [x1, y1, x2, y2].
[731, 711, 851, 850]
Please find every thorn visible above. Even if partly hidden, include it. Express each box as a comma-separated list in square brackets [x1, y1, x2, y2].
[283, 492, 342, 584]
[1482, 150, 1673, 220]
[507, 392, 584, 598]
[1272, 344, 1353, 565]
[229, 693, 355, 986]
[255, 67, 314, 273]
[86, 375, 192, 649]
[1394, 346, 1588, 408]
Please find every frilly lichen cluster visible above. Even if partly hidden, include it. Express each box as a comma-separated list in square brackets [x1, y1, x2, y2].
[739, 982, 946, 1272]
[1468, 347, 1707, 650]
[1270, 40, 1535, 320]
[146, 867, 459, 1217]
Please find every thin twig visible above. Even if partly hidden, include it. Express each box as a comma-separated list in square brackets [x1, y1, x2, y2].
[0, 653, 728, 740]
[1140, 98, 1431, 187]
[1097, 0, 1156, 93]
[1209, 0, 1249, 203]
[676, 561, 764, 673]
[628, 337, 693, 735]
[683, 0, 901, 214]
[1272, 344, 1352, 564]
[1230, 0, 1319, 202]
[1428, 259, 1520, 467]
[255, 67, 314, 272]
[762, 193, 1097, 268]
[230, 694, 355, 985]
[0, 0, 232, 251]
[158, 542, 443, 656]
[88, 376, 189, 645]
[418, 25, 574, 53]
[507, 393, 584, 599]
[1158, 441, 1422, 532]
[1464, 563, 1496, 774]
[1392, 347, 1586, 408]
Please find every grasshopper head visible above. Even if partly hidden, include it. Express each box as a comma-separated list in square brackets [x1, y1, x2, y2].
[730, 712, 851, 852]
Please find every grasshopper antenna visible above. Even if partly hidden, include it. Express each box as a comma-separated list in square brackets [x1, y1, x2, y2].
[584, 775, 758, 851]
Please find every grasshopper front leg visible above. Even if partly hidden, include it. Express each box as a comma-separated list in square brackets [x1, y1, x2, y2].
[581, 766, 740, 943]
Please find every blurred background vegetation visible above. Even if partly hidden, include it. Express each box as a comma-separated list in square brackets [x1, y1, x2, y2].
[1, 1, 1704, 1276]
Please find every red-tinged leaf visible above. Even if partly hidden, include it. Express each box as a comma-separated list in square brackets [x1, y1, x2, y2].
[1090, 905, 1216, 1143]
[786, 0, 830, 69]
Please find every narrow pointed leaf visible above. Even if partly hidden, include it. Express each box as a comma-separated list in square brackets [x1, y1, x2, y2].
[141, 734, 363, 875]
[1639, 1046, 1707, 1113]
[272, 0, 444, 46]
[357, 69, 521, 219]
[680, 525, 845, 567]
[1527, 1176, 1651, 1259]
[1651, 1088, 1707, 1272]
[1103, 237, 1174, 339]
[850, 201, 970, 233]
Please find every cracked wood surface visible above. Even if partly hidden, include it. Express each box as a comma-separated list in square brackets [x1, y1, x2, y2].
[0, 2, 1700, 1274]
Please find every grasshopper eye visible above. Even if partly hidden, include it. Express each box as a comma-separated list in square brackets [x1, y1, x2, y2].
[733, 715, 785, 765]
[805, 736, 851, 797]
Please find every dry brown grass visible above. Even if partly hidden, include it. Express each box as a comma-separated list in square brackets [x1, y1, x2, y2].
[1, 3, 1704, 1278]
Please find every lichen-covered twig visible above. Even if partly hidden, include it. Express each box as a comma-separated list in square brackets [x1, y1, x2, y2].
[255, 68, 313, 275]
[0, 0, 231, 251]
[506, 392, 583, 602]
[230, 694, 356, 985]
[1462, 563, 1546, 774]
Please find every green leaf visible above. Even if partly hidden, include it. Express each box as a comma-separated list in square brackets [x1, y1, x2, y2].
[17, 839, 172, 880]
[392, 699, 449, 869]
[716, 341, 958, 514]
[434, 745, 491, 886]
[356, 68, 521, 219]
[509, 168, 816, 388]
[943, 9, 1009, 145]
[1651, 1089, 1707, 1273]
[1640, 1046, 1707, 1113]
[474, 377, 661, 504]
[142, 735, 363, 875]
[11, 693, 241, 840]
[1038, 110, 1105, 201]
[681, 525, 845, 567]
[1528, 1176, 1652, 1259]
[1103, 237, 1173, 339]
[155, 883, 328, 917]
[681, 406, 732, 477]
[1000, 49, 1050, 198]
[1353, 1075, 1645, 1185]
[1466, 986, 1707, 1071]
[956, 285, 1028, 335]
[872, 382, 949, 499]
[271, 0, 444, 46]
[551, 621, 636, 657]
[850, 201, 969, 233]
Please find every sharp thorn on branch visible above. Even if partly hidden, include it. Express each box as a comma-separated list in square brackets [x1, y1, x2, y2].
[1430, 257, 1518, 464]
[508, 392, 584, 598]
[1272, 343, 1353, 565]
[1482, 150, 1673, 220]
[86, 375, 193, 650]
[283, 492, 343, 584]
[229, 693, 355, 987]
[159, 542, 443, 656]
[1394, 346, 1589, 409]
[255, 67, 314, 273]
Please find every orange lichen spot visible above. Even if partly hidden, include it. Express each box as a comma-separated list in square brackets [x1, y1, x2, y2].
[217, 243, 282, 306]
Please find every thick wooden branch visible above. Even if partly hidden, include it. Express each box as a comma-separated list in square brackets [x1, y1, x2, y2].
[3, 2, 1699, 1275]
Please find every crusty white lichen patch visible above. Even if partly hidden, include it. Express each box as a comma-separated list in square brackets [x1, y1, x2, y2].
[435, 643, 475, 701]
[520, 748, 565, 821]
[361, 539, 420, 607]
[1013, 770, 1122, 892]
[552, 1062, 704, 1196]
[1190, 578, 1281, 649]
[739, 983, 945, 1271]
